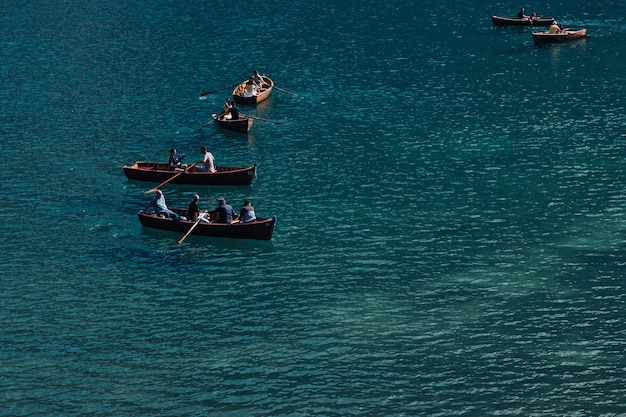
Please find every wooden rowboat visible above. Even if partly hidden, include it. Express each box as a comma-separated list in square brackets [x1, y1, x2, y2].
[123, 162, 256, 186]
[212, 113, 253, 133]
[139, 209, 276, 240]
[532, 28, 587, 44]
[232, 75, 274, 105]
[492, 15, 554, 26]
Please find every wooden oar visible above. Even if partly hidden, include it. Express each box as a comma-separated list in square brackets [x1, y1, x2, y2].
[199, 112, 227, 131]
[274, 86, 298, 96]
[199, 83, 238, 97]
[198, 119, 215, 131]
[144, 162, 198, 194]
[248, 115, 284, 124]
[177, 213, 206, 244]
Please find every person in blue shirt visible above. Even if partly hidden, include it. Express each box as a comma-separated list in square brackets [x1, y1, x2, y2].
[239, 200, 257, 223]
[142, 190, 181, 220]
[211, 198, 236, 224]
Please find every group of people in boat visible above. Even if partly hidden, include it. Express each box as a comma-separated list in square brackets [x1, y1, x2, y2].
[217, 70, 265, 121]
[140, 69, 267, 227]
[145, 141, 256, 225]
[168, 146, 216, 173]
[143, 191, 257, 225]
[517, 7, 541, 21]
[220, 98, 240, 120]
[516, 7, 566, 34]
[242, 69, 265, 97]
[189, 196, 256, 224]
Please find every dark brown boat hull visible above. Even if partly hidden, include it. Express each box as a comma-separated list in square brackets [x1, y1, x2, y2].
[212, 113, 253, 133]
[492, 15, 554, 26]
[123, 163, 256, 186]
[232, 76, 274, 104]
[139, 209, 275, 240]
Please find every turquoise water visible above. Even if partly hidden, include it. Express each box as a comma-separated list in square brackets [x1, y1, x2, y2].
[2, 1, 625, 415]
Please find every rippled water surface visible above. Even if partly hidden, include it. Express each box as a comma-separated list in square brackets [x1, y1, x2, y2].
[1, 0, 626, 415]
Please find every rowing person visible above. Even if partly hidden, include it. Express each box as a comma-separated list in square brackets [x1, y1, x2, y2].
[197, 146, 216, 173]
[252, 70, 264, 88]
[141, 190, 182, 220]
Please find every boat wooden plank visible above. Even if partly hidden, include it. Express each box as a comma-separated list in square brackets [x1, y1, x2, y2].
[232, 76, 274, 105]
[212, 113, 254, 133]
[139, 209, 275, 240]
[123, 162, 256, 185]
[492, 15, 554, 26]
[532, 28, 587, 44]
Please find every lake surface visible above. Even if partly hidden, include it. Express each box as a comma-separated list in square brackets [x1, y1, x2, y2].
[1, 0, 625, 415]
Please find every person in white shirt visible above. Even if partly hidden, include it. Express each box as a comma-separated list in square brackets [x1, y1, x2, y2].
[198, 146, 216, 173]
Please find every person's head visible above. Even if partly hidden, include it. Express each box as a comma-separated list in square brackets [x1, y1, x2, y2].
[200, 146, 207, 153]
[218, 198, 226, 205]
[193, 194, 199, 202]
[253, 70, 259, 75]
[155, 190, 163, 197]
[243, 200, 250, 206]
[170, 148, 176, 155]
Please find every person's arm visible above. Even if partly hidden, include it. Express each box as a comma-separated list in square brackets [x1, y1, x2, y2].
[141, 200, 152, 213]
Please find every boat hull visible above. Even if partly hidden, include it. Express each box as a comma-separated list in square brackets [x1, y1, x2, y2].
[212, 113, 253, 133]
[492, 15, 554, 26]
[232, 76, 274, 104]
[123, 162, 256, 186]
[532, 28, 587, 44]
[139, 209, 275, 240]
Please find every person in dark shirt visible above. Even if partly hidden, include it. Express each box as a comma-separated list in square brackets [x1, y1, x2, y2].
[188, 194, 200, 222]
[168, 148, 187, 171]
[211, 198, 237, 224]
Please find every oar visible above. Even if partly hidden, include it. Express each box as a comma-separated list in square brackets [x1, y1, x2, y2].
[198, 119, 215, 131]
[274, 86, 298, 96]
[145, 162, 198, 194]
[248, 115, 284, 124]
[199, 112, 227, 131]
[177, 213, 206, 244]
[199, 83, 238, 97]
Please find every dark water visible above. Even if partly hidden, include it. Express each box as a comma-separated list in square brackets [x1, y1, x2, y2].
[2, 1, 626, 415]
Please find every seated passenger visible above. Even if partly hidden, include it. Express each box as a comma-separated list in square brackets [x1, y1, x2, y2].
[222, 98, 233, 120]
[244, 78, 258, 97]
[168, 148, 187, 171]
[548, 21, 561, 34]
[239, 200, 257, 223]
[210, 198, 237, 224]
[188, 194, 209, 223]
